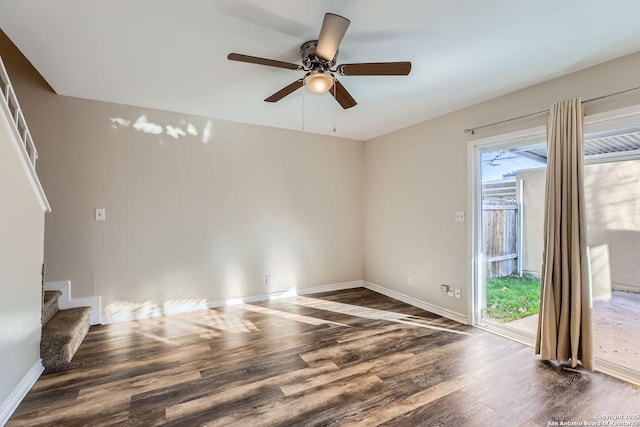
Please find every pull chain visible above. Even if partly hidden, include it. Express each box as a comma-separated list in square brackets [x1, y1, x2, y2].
[302, 79, 305, 131]
[332, 81, 337, 133]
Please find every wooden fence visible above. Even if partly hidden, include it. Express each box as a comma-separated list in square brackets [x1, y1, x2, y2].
[483, 200, 520, 279]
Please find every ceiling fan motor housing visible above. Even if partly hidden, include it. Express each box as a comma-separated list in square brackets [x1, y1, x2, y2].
[300, 40, 336, 71]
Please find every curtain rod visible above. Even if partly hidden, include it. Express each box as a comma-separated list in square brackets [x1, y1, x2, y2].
[464, 85, 640, 135]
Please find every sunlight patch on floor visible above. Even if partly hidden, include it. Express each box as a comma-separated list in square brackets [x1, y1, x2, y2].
[284, 295, 471, 335]
[241, 303, 348, 327]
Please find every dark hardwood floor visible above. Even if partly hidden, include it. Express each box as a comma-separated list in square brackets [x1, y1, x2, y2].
[9, 288, 640, 426]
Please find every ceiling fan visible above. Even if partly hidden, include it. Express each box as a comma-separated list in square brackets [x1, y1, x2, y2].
[227, 13, 412, 109]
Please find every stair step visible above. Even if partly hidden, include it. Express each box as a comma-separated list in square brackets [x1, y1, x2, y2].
[42, 290, 62, 325]
[41, 306, 91, 371]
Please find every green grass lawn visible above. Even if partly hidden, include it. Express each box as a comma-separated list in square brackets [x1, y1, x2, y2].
[485, 274, 541, 322]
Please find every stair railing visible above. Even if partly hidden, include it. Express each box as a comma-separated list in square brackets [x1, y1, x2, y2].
[0, 54, 50, 212]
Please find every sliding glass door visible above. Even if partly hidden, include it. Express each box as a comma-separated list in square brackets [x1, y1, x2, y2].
[473, 132, 547, 342]
[471, 115, 640, 384]
[582, 124, 640, 376]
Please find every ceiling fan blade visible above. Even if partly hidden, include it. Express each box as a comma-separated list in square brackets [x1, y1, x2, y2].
[337, 62, 412, 76]
[330, 79, 357, 109]
[264, 79, 304, 102]
[228, 53, 301, 70]
[316, 13, 350, 62]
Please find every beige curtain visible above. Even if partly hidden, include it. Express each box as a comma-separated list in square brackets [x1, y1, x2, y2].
[535, 98, 593, 370]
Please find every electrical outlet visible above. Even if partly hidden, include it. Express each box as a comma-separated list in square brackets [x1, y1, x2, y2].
[407, 277, 413, 287]
[454, 288, 461, 299]
[454, 211, 465, 222]
[265, 275, 272, 286]
[447, 288, 454, 298]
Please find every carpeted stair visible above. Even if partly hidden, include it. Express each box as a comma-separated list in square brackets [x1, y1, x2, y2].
[41, 290, 91, 371]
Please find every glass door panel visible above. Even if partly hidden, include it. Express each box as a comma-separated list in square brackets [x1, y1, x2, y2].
[478, 142, 546, 337]
[583, 125, 640, 374]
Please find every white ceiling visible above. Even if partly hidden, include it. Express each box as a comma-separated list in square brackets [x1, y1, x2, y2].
[1, 0, 640, 141]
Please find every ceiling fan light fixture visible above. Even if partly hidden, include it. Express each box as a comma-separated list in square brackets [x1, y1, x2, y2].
[305, 70, 334, 94]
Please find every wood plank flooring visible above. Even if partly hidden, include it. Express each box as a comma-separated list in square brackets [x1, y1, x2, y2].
[8, 288, 640, 426]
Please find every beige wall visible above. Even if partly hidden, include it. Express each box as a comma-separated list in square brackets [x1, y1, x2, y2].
[1, 32, 363, 322]
[585, 160, 640, 293]
[45, 103, 363, 321]
[42, 104, 363, 321]
[364, 115, 469, 314]
[516, 169, 545, 276]
[519, 161, 640, 294]
[364, 51, 640, 319]
[0, 97, 45, 405]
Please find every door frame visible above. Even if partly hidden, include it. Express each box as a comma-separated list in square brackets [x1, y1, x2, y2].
[467, 125, 546, 341]
[467, 103, 640, 384]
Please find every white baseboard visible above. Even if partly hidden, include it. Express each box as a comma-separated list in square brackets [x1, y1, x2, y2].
[100, 279, 464, 327]
[100, 281, 365, 323]
[45, 281, 102, 325]
[206, 281, 365, 309]
[0, 359, 43, 426]
[300, 281, 469, 325]
[296, 280, 364, 295]
[363, 281, 469, 325]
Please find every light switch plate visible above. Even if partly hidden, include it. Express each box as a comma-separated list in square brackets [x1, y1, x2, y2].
[95, 208, 106, 221]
